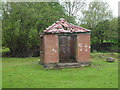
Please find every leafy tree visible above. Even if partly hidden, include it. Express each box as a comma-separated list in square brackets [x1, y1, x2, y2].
[80, 1, 113, 45]
[106, 17, 118, 43]
[0, 18, 1, 47]
[81, 1, 113, 29]
[92, 18, 118, 44]
[118, 17, 120, 53]
[88, 17, 118, 52]
[2, 2, 75, 57]
[92, 20, 110, 44]
[59, 0, 86, 22]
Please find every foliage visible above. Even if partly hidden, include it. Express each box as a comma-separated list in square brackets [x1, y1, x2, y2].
[59, 0, 86, 23]
[92, 18, 118, 44]
[107, 17, 118, 43]
[80, 2, 118, 52]
[81, 2, 113, 28]
[2, 52, 118, 88]
[2, 2, 75, 57]
[89, 17, 118, 52]
[118, 17, 120, 53]
[91, 20, 110, 44]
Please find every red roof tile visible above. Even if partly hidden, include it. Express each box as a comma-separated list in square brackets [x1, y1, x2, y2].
[44, 18, 90, 33]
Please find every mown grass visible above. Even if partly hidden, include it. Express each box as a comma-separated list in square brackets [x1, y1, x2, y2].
[2, 50, 118, 88]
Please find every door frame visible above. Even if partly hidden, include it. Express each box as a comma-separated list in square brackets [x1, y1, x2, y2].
[58, 34, 77, 63]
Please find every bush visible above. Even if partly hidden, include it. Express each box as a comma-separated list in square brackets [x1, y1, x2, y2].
[2, 2, 75, 57]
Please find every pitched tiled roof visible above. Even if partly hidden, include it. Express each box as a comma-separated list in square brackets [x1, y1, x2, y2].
[44, 18, 90, 33]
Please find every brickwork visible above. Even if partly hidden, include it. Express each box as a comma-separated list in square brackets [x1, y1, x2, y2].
[76, 33, 90, 63]
[40, 18, 91, 69]
[43, 35, 59, 64]
[40, 33, 91, 69]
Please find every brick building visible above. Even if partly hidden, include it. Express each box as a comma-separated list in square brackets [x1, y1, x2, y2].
[40, 18, 91, 69]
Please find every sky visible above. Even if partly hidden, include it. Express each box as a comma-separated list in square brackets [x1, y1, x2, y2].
[105, 0, 119, 17]
[86, 0, 119, 17]
[0, 0, 119, 17]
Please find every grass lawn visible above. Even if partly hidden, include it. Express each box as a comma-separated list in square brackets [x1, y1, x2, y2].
[2, 52, 118, 88]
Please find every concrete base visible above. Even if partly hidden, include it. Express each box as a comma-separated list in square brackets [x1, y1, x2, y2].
[40, 62, 91, 69]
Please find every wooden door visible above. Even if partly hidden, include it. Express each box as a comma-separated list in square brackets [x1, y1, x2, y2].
[59, 35, 77, 63]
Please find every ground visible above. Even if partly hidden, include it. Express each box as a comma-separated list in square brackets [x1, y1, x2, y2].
[1, 48, 118, 88]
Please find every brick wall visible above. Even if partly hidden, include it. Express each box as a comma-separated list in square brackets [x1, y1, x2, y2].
[41, 33, 90, 64]
[76, 33, 90, 63]
[43, 34, 59, 64]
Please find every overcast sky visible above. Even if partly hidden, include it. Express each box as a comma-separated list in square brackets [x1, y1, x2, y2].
[106, 0, 119, 17]
[1, 0, 119, 17]
[86, 0, 119, 17]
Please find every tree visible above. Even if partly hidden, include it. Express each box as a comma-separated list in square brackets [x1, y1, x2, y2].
[80, 1, 113, 45]
[106, 17, 118, 43]
[2, 2, 75, 57]
[92, 20, 110, 44]
[87, 18, 118, 52]
[0, 16, 1, 47]
[92, 18, 118, 44]
[118, 17, 120, 53]
[81, 1, 113, 29]
[59, 0, 86, 22]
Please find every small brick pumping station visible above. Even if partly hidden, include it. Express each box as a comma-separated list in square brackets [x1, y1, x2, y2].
[39, 18, 91, 69]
